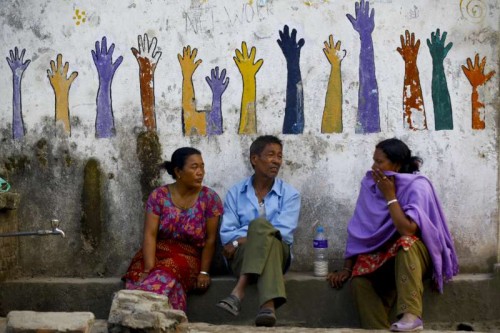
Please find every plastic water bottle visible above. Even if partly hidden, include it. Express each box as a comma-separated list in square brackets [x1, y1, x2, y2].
[313, 226, 329, 277]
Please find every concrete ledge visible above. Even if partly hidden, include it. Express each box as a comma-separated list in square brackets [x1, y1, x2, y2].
[0, 272, 498, 328]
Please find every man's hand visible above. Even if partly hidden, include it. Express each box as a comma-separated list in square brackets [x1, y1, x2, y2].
[222, 237, 247, 259]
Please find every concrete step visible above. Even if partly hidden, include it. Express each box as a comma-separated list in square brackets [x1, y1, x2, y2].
[0, 271, 499, 328]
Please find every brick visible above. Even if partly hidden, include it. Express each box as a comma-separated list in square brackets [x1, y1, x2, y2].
[108, 290, 187, 332]
[6, 311, 95, 333]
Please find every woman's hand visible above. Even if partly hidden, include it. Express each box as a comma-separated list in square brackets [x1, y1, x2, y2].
[196, 273, 211, 290]
[327, 270, 351, 289]
[372, 168, 396, 201]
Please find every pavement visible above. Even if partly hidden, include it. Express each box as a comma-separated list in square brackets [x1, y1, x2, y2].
[2, 318, 500, 333]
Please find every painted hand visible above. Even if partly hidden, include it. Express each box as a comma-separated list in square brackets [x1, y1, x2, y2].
[92, 36, 123, 83]
[346, 0, 375, 37]
[205, 66, 229, 97]
[131, 33, 162, 72]
[47, 54, 78, 92]
[462, 53, 495, 88]
[277, 25, 305, 65]
[397, 30, 420, 64]
[6, 47, 31, 76]
[426, 29, 453, 63]
[177, 45, 202, 78]
[323, 35, 346, 67]
[233, 42, 263, 78]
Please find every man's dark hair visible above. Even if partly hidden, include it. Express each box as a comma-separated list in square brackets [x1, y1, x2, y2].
[250, 135, 283, 158]
[249, 135, 282, 170]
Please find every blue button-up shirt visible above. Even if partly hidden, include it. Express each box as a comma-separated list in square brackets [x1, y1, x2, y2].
[220, 176, 301, 245]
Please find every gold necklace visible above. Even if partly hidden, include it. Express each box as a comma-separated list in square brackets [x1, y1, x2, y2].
[171, 184, 199, 210]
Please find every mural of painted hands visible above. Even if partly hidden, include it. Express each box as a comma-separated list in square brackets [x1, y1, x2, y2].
[178, 45, 206, 136]
[347, 0, 380, 134]
[132, 33, 162, 132]
[427, 29, 453, 130]
[233, 41, 263, 135]
[92, 36, 123, 138]
[397, 30, 426, 130]
[47, 54, 78, 136]
[6, 47, 31, 139]
[205, 66, 229, 135]
[277, 25, 305, 134]
[461, 53, 495, 130]
[321, 35, 345, 134]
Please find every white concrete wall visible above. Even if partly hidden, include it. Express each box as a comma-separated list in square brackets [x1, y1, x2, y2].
[0, 0, 498, 275]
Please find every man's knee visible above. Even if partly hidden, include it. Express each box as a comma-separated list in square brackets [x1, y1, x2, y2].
[248, 217, 272, 234]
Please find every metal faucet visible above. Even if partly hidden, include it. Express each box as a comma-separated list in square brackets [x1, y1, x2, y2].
[0, 219, 66, 238]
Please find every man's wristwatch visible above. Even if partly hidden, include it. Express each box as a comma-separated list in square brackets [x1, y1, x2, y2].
[232, 240, 239, 248]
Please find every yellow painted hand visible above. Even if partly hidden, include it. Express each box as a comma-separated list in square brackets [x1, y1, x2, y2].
[47, 54, 78, 134]
[233, 42, 264, 78]
[321, 35, 345, 133]
[323, 35, 346, 68]
[177, 45, 206, 136]
[233, 42, 263, 134]
[178, 45, 202, 79]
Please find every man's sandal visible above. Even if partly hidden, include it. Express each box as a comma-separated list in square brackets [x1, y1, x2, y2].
[255, 307, 276, 327]
[216, 294, 241, 316]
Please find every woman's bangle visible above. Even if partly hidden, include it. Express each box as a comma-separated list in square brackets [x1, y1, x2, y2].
[199, 271, 210, 276]
[342, 267, 353, 273]
[387, 198, 398, 206]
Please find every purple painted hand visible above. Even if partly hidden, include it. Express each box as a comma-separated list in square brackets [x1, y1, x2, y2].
[346, 0, 379, 133]
[346, 0, 375, 38]
[6, 47, 31, 140]
[7, 47, 31, 76]
[205, 66, 229, 136]
[91, 36, 123, 138]
[205, 66, 229, 98]
[277, 25, 305, 66]
[92, 37, 123, 82]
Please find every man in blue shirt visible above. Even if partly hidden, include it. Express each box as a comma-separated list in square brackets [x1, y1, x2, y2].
[216, 135, 301, 327]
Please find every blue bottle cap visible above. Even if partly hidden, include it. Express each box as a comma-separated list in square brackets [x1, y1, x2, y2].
[316, 226, 324, 233]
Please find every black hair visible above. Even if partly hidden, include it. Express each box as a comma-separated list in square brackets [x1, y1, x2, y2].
[249, 135, 283, 168]
[375, 138, 423, 174]
[161, 147, 201, 179]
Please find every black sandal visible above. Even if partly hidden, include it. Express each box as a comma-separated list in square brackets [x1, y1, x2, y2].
[216, 294, 241, 316]
[255, 307, 276, 327]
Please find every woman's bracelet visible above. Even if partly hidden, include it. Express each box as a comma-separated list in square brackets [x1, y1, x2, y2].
[342, 267, 353, 273]
[387, 198, 398, 206]
[199, 271, 210, 276]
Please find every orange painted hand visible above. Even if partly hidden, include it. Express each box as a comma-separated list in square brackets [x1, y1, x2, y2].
[47, 54, 78, 134]
[462, 53, 495, 88]
[233, 42, 263, 79]
[322, 35, 346, 68]
[47, 54, 78, 93]
[397, 30, 420, 64]
[178, 45, 202, 78]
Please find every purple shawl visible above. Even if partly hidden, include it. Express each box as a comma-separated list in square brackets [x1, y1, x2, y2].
[345, 171, 459, 292]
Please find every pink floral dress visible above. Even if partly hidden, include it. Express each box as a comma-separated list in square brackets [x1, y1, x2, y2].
[123, 185, 223, 311]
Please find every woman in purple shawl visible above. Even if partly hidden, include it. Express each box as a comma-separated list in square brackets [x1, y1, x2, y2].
[327, 138, 458, 332]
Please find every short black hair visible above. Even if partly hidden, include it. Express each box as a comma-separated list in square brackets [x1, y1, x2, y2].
[249, 135, 283, 168]
[250, 135, 282, 156]
[161, 147, 201, 179]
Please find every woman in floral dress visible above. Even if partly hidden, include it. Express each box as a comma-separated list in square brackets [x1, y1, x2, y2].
[123, 147, 223, 311]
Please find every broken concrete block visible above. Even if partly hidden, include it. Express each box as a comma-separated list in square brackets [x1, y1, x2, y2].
[108, 289, 187, 333]
[6, 311, 95, 333]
